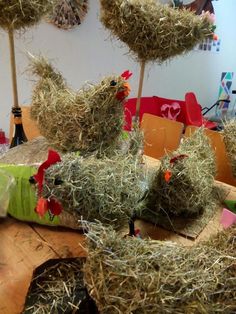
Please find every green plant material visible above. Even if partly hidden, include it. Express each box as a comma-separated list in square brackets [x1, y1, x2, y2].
[30, 56, 129, 154]
[100, 0, 214, 63]
[223, 119, 236, 178]
[0, 0, 55, 31]
[83, 223, 236, 314]
[43, 154, 146, 229]
[145, 128, 217, 216]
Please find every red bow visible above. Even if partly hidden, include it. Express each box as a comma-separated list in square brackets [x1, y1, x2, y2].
[121, 70, 132, 80]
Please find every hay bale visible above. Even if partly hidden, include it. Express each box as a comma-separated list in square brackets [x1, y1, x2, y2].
[0, 0, 54, 31]
[145, 128, 216, 216]
[100, 0, 215, 62]
[43, 154, 146, 229]
[30, 56, 130, 154]
[223, 120, 236, 177]
[83, 224, 236, 314]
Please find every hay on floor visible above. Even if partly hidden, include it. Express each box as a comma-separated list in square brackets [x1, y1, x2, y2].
[30, 56, 130, 154]
[223, 119, 236, 177]
[0, 0, 54, 31]
[83, 223, 236, 314]
[43, 154, 146, 229]
[23, 258, 98, 314]
[100, 0, 215, 62]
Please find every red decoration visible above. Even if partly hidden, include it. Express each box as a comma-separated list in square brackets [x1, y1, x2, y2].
[121, 70, 133, 80]
[34, 150, 61, 194]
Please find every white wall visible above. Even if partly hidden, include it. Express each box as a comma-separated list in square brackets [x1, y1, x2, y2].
[0, 0, 235, 136]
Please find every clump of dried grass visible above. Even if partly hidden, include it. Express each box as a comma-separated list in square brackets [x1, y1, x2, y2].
[223, 119, 236, 177]
[43, 154, 146, 229]
[23, 258, 98, 314]
[30, 56, 129, 154]
[100, 0, 214, 62]
[145, 128, 217, 216]
[0, 0, 55, 30]
[83, 223, 236, 314]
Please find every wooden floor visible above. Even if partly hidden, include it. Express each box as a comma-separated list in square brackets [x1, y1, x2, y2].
[0, 218, 86, 314]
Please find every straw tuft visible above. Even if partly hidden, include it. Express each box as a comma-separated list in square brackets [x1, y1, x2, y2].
[100, 0, 214, 63]
[223, 119, 236, 177]
[83, 223, 236, 314]
[0, 0, 55, 31]
[23, 258, 98, 314]
[30, 56, 130, 154]
[43, 154, 146, 229]
[145, 128, 217, 216]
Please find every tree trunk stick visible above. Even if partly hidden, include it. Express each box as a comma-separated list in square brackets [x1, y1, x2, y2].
[8, 28, 19, 109]
[135, 60, 146, 123]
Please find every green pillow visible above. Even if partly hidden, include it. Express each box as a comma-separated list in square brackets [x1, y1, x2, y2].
[0, 163, 60, 226]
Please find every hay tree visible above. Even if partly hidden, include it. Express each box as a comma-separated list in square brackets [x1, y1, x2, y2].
[100, 0, 215, 121]
[0, 0, 55, 147]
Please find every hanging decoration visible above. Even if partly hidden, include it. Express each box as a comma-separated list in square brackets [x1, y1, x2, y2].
[50, 0, 88, 29]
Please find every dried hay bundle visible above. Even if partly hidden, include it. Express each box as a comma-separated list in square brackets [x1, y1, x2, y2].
[145, 128, 216, 216]
[83, 224, 236, 314]
[43, 154, 146, 229]
[0, 0, 54, 30]
[30, 56, 130, 154]
[223, 119, 236, 177]
[23, 258, 98, 314]
[100, 0, 214, 62]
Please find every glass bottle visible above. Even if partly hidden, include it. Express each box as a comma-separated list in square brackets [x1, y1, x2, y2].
[10, 107, 28, 148]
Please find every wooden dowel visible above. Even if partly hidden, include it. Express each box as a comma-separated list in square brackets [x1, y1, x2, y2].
[135, 60, 146, 123]
[8, 27, 19, 109]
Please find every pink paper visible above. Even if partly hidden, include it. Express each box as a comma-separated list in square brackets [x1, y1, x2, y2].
[220, 208, 236, 229]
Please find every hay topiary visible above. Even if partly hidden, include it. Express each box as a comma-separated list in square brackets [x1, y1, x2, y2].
[223, 119, 236, 178]
[0, 0, 55, 147]
[42, 154, 146, 229]
[145, 128, 217, 216]
[100, 0, 214, 63]
[30, 56, 131, 154]
[0, 0, 54, 31]
[100, 0, 215, 121]
[83, 223, 236, 314]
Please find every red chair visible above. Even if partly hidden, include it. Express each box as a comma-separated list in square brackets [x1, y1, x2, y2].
[124, 97, 159, 131]
[153, 96, 186, 124]
[183, 92, 218, 130]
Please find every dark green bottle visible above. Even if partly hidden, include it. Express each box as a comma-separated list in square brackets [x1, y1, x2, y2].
[10, 107, 28, 148]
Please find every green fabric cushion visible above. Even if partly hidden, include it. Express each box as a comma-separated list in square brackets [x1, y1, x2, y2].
[0, 163, 60, 226]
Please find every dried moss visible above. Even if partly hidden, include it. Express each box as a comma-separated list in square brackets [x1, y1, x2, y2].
[0, 0, 54, 30]
[30, 56, 130, 154]
[43, 154, 146, 229]
[83, 224, 236, 314]
[223, 119, 236, 177]
[145, 128, 217, 216]
[100, 0, 214, 62]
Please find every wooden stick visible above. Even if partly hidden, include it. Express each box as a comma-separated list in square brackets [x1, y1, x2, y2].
[135, 60, 146, 123]
[8, 27, 19, 108]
